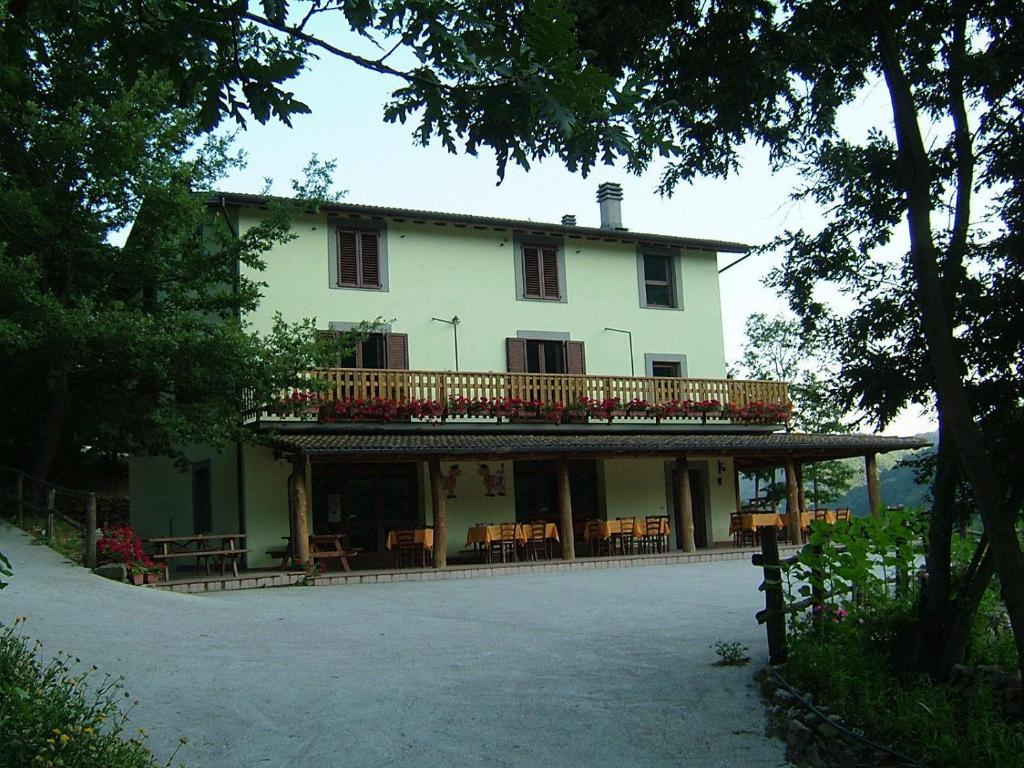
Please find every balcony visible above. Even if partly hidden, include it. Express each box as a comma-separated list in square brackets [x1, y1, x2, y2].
[261, 369, 791, 426]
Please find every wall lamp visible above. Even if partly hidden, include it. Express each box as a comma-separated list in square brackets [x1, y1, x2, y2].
[604, 327, 634, 376]
[432, 315, 461, 371]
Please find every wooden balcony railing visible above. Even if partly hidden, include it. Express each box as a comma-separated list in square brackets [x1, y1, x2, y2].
[262, 368, 790, 424]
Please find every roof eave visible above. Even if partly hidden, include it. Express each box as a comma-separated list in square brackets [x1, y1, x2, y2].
[210, 191, 750, 254]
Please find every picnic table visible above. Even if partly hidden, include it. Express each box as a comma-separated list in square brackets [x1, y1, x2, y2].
[146, 534, 247, 580]
[269, 535, 359, 572]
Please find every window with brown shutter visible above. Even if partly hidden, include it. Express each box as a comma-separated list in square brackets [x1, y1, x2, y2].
[336, 227, 381, 288]
[385, 333, 409, 370]
[520, 242, 561, 300]
[506, 338, 528, 373]
[565, 340, 586, 374]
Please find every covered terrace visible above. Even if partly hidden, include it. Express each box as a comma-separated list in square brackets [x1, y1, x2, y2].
[266, 425, 929, 571]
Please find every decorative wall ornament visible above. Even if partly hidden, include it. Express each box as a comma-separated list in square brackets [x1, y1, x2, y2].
[478, 463, 508, 497]
[494, 463, 507, 496]
[445, 465, 461, 499]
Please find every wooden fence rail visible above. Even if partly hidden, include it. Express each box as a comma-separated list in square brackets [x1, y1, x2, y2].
[0, 465, 118, 568]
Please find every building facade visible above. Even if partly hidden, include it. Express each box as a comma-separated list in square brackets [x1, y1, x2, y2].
[129, 184, 921, 570]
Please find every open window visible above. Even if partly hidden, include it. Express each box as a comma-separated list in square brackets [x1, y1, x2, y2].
[507, 338, 585, 374]
[320, 330, 409, 369]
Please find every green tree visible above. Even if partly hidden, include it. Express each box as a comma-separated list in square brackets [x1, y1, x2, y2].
[0, 2, 359, 476]
[737, 313, 856, 508]
[454, 0, 1022, 682]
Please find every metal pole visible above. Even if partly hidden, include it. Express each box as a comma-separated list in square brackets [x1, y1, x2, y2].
[603, 327, 634, 376]
[432, 316, 461, 371]
[453, 321, 459, 371]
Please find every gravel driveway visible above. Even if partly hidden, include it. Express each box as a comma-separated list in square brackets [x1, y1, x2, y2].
[0, 523, 785, 767]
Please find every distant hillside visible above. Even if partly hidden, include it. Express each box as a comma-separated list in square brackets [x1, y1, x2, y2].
[738, 432, 936, 515]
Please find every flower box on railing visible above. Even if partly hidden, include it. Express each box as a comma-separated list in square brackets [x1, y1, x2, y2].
[306, 394, 792, 426]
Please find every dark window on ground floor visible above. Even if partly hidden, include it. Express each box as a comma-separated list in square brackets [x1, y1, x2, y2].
[512, 460, 598, 533]
[311, 463, 420, 553]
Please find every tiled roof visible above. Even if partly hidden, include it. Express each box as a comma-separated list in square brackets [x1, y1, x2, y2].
[266, 429, 928, 463]
[212, 192, 749, 254]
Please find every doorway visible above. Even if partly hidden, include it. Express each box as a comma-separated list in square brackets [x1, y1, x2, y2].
[513, 460, 597, 533]
[311, 463, 420, 553]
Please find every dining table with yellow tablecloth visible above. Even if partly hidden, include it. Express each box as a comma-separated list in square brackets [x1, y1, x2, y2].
[384, 528, 435, 551]
[465, 524, 527, 547]
[582, 518, 647, 541]
[739, 512, 785, 532]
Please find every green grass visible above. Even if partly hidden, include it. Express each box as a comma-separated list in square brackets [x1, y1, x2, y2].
[1, 502, 86, 565]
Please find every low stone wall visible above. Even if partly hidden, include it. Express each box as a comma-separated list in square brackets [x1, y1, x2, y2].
[761, 669, 918, 768]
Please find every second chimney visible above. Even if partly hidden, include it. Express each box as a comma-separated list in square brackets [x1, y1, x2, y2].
[597, 182, 624, 229]
[561, 214, 577, 226]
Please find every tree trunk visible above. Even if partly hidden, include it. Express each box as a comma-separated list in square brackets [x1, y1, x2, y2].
[941, 544, 996, 676]
[875, 10, 1024, 680]
[29, 364, 70, 481]
[916, 419, 960, 676]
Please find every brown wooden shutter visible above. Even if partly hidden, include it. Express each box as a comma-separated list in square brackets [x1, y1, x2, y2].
[541, 245, 560, 299]
[337, 229, 358, 286]
[506, 337, 527, 372]
[522, 245, 541, 298]
[360, 231, 380, 287]
[385, 333, 409, 370]
[565, 340, 586, 374]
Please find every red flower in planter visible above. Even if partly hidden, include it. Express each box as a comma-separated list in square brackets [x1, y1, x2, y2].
[96, 524, 153, 569]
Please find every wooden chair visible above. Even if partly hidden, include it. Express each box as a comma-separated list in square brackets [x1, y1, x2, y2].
[835, 508, 851, 523]
[393, 529, 423, 569]
[585, 519, 608, 556]
[729, 512, 743, 547]
[527, 521, 549, 560]
[490, 522, 518, 563]
[643, 516, 666, 553]
[615, 517, 636, 556]
[731, 513, 756, 547]
[814, 508, 828, 521]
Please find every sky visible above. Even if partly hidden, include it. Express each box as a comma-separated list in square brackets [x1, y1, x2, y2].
[214, 22, 937, 439]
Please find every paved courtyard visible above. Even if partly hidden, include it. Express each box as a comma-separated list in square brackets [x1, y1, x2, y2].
[0, 524, 785, 767]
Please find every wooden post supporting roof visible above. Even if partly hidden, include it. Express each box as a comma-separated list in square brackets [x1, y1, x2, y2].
[865, 453, 882, 517]
[429, 457, 447, 568]
[733, 465, 742, 512]
[84, 492, 97, 569]
[556, 459, 575, 561]
[795, 463, 808, 515]
[292, 465, 311, 567]
[784, 458, 802, 545]
[676, 456, 696, 553]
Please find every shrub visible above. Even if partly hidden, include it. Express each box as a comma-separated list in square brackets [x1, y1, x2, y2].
[784, 605, 1024, 768]
[0, 620, 185, 768]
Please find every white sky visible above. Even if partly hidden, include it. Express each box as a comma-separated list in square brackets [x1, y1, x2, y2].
[214, 26, 937, 438]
